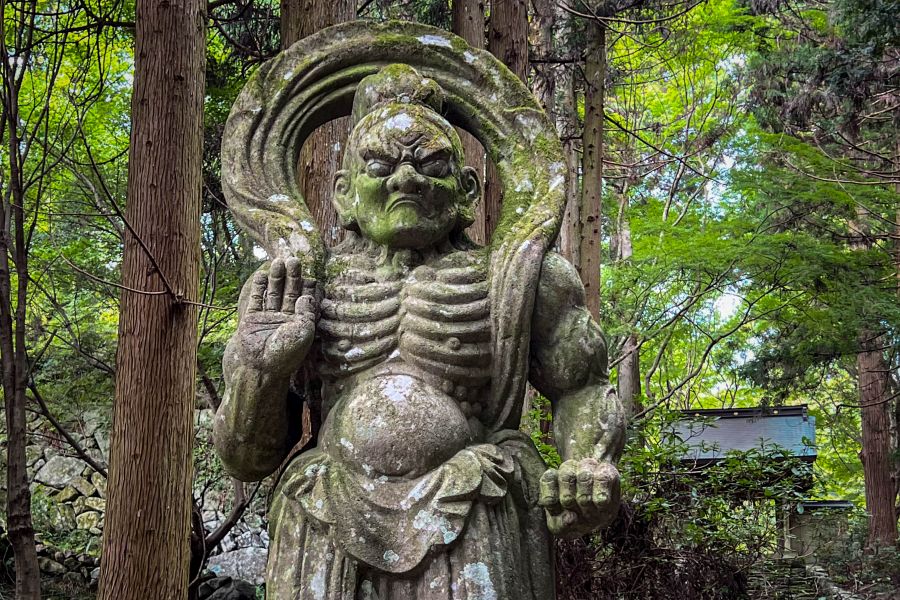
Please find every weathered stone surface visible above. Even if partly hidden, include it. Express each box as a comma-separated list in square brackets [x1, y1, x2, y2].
[35, 455, 84, 489]
[94, 431, 109, 462]
[83, 496, 106, 512]
[49, 504, 76, 530]
[38, 557, 67, 575]
[53, 485, 79, 504]
[71, 476, 95, 497]
[81, 409, 103, 438]
[75, 510, 101, 530]
[216, 20, 626, 600]
[207, 548, 267, 586]
[91, 471, 106, 497]
[26, 444, 44, 466]
[199, 576, 257, 600]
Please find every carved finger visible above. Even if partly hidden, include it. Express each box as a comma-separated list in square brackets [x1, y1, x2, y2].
[576, 466, 594, 512]
[539, 469, 561, 513]
[265, 259, 286, 311]
[249, 270, 267, 313]
[295, 295, 317, 320]
[557, 461, 578, 511]
[281, 257, 303, 313]
[593, 463, 620, 508]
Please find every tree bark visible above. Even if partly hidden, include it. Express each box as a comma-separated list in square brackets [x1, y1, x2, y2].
[0, 5, 42, 596]
[558, 25, 581, 267]
[486, 0, 528, 240]
[857, 329, 898, 547]
[97, 0, 206, 597]
[851, 202, 899, 548]
[578, 20, 606, 320]
[452, 0, 488, 245]
[529, 0, 556, 115]
[281, 0, 355, 248]
[615, 187, 641, 418]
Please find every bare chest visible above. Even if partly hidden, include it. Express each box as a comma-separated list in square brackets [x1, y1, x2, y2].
[316, 251, 492, 404]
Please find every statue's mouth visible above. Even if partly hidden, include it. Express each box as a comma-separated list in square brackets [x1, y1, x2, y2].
[386, 194, 435, 217]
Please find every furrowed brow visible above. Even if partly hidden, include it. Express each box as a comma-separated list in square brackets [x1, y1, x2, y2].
[416, 146, 452, 162]
[359, 145, 397, 162]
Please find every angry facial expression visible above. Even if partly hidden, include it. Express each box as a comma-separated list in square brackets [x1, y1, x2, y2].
[334, 104, 479, 249]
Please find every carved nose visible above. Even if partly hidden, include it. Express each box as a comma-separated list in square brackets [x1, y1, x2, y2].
[387, 163, 427, 194]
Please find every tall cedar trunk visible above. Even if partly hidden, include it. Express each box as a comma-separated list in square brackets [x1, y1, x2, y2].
[0, 8, 41, 594]
[893, 145, 900, 517]
[578, 20, 606, 320]
[851, 205, 899, 548]
[97, 0, 205, 597]
[559, 55, 581, 266]
[529, 0, 556, 114]
[452, 0, 488, 245]
[281, 0, 355, 247]
[615, 187, 641, 418]
[857, 330, 898, 547]
[486, 0, 528, 240]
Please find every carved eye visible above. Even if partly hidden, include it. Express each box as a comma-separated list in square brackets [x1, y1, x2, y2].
[366, 160, 393, 178]
[419, 159, 449, 178]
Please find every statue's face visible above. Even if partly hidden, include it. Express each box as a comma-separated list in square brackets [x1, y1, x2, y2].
[334, 105, 479, 249]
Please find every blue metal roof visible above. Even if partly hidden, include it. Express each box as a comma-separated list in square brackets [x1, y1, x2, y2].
[673, 406, 817, 464]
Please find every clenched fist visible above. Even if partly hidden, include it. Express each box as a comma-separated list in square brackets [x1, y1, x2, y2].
[539, 458, 620, 539]
[235, 257, 318, 376]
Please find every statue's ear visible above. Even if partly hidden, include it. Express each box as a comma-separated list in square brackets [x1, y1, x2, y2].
[456, 166, 480, 228]
[332, 169, 359, 231]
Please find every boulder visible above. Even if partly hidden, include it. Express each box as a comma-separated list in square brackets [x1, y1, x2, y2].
[49, 504, 76, 530]
[38, 557, 66, 576]
[84, 496, 106, 512]
[71, 476, 96, 497]
[198, 576, 257, 600]
[53, 485, 79, 504]
[25, 445, 43, 467]
[75, 510, 101, 530]
[81, 409, 104, 438]
[94, 432, 109, 462]
[207, 547, 267, 586]
[34, 456, 83, 489]
[91, 471, 107, 497]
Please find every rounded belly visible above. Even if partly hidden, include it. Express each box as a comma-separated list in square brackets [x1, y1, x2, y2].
[322, 374, 472, 478]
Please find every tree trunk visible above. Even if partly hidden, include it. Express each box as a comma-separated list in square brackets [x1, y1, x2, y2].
[0, 6, 42, 595]
[857, 329, 898, 547]
[558, 31, 581, 267]
[485, 0, 528, 240]
[578, 20, 606, 320]
[0, 93, 42, 600]
[281, 0, 355, 247]
[452, 0, 488, 245]
[97, 0, 206, 597]
[615, 189, 641, 418]
[529, 0, 556, 115]
[851, 202, 899, 548]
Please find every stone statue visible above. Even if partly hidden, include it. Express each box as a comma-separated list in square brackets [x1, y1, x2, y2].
[215, 22, 625, 600]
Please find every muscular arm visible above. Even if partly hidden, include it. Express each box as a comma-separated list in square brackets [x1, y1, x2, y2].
[529, 253, 626, 536]
[213, 259, 314, 482]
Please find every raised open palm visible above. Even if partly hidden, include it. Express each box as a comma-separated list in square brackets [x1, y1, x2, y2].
[235, 257, 318, 376]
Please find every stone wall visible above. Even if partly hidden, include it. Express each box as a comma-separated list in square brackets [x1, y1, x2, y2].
[1, 407, 271, 589]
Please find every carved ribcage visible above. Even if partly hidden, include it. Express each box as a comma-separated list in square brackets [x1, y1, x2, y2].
[399, 264, 492, 385]
[317, 252, 492, 390]
[318, 269, 403, 377]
